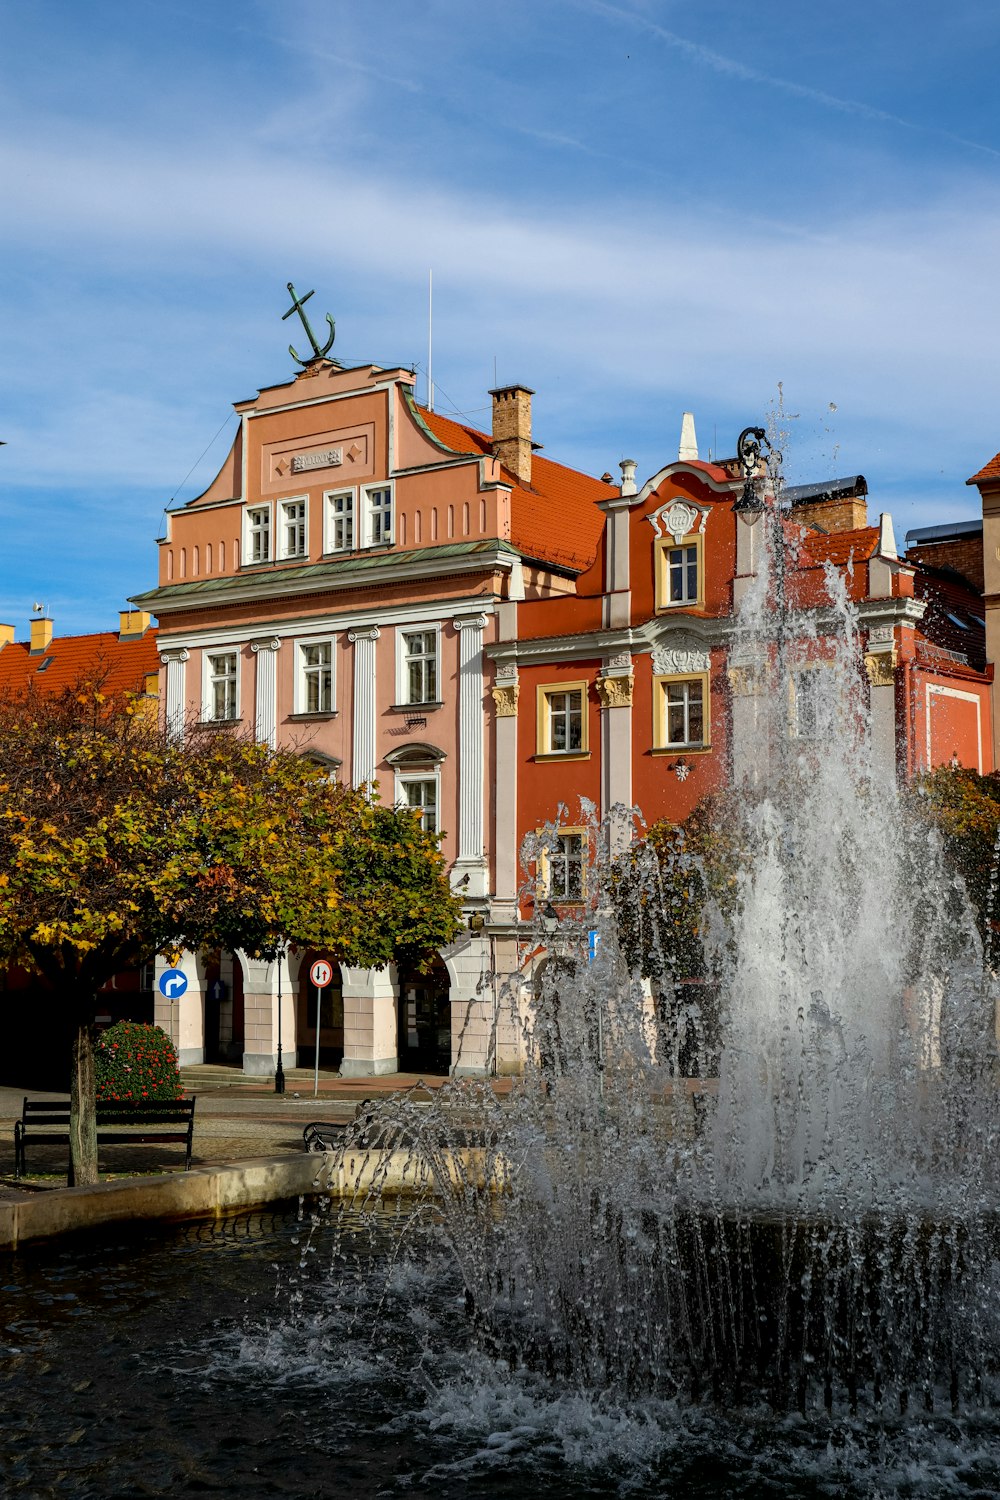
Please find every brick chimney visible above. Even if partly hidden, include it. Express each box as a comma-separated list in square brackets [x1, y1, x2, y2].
[489, 383, 534, 485]
[0, 624, 14, 650]
[785, 476, 868, 535]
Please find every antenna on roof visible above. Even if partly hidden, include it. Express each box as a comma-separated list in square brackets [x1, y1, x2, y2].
[427, 269, 434, 412]
[32, 602, 45, 615]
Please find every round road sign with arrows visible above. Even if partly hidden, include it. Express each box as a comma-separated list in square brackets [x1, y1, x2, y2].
[309, 959, 333, 989]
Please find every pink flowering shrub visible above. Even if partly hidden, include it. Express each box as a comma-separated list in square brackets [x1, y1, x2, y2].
[95, 1022, 182, 1101]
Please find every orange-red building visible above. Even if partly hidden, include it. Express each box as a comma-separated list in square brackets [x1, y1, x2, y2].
[130, 333, 995, 1079]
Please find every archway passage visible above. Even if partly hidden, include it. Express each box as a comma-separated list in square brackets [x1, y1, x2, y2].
[297, 953, 344, 1069]
[397, 960, 451, 1074]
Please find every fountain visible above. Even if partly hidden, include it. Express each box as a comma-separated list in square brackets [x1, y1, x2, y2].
[5, 433, 1000, 1496]
[314, 430, 1000, 1474]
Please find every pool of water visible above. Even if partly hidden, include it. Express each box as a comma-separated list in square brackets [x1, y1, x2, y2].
[3, 1203, 1000, 1499]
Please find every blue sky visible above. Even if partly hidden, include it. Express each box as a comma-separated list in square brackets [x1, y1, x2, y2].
[2, 0, 999, 634]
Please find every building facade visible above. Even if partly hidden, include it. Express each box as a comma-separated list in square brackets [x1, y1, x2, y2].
[133, 343, 995, 1079]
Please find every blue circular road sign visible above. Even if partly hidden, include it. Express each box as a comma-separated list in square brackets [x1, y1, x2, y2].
[158, 968, 189, 999]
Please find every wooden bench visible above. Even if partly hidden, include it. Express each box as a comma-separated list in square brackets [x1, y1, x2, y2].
[14, 1096, 197, 1179]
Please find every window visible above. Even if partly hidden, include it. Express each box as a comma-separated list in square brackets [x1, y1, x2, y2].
[278, 498, 307, 560]
[325, 490, 354, 553]
[366, 485, 393, 546]
[206, 651, 238, 721]
[655, 534, 703, 611]
[246, 505, 271, 564]
[789, 667, 831, 741]
[398, 775, 438, 834]
[654, 674, 709, 750]
[401, 629, 438, 705]
[536, 682, 589, 757]
[296, 639, 334, 715]
[545, 830, 585, 902]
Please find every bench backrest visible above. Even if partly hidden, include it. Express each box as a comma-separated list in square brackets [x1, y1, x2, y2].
[21, 1097, 196, 1124]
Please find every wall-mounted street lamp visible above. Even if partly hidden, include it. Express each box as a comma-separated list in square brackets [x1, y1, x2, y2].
[733, 425, 771, 522]
[541, 901, 560, 939]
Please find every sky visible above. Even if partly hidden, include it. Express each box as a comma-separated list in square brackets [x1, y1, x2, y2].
[1, 0, 999, 635]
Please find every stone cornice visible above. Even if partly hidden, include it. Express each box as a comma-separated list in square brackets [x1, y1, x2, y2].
[132, 541, 520, 616]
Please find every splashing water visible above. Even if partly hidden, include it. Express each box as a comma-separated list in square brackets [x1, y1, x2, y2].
[323, 477, 1000, 1427]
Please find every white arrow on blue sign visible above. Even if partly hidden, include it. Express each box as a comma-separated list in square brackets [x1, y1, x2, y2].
[158, 968, 189, 999]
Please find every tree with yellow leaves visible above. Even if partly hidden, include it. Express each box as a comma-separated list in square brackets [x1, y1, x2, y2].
[0, 685, 461, 1183]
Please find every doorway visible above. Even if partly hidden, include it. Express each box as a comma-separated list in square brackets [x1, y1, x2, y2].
[396, 961, 451, 1074]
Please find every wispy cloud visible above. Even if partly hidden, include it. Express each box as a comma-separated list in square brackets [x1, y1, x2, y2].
[582, 0, 1000, 160]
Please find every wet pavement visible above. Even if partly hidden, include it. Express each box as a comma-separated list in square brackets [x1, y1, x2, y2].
[0, 1064, 512, 1201]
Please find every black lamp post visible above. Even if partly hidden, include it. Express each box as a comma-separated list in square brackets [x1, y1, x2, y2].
[732, 426, 770, 520]
[274, 942, 286, 1095]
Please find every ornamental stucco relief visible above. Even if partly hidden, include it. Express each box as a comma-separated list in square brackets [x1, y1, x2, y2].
[652, 635, 711, 676]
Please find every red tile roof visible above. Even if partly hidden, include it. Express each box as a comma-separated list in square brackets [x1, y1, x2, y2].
[796, 526, 881, 567]
[417, 407, 615, 572]
[912, 562, 986, 668]
[968, 450, 1000, 485]
[0, 630, 159, 698]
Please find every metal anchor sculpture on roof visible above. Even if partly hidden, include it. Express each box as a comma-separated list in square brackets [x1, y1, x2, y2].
[282, 281, 336, 366]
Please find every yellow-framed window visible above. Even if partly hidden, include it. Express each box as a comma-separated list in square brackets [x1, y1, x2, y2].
[655, 532, 704, 612]
[536, 680, 590, 758]
[539, 827, 587, 902]
[653, 672, 710, 751]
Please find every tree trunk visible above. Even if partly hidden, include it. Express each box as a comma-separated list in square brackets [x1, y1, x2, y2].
[69, 1015, 98, 1186]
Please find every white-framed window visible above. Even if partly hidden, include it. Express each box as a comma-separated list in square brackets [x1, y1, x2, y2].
[789, 667, 832, 741]
[398, 626, 439, 705]
[245, 505, 271, 564]
[278, 497, 308, 560]
[654, 674, 708, 750]
[295, 637, 335, 715]
[324, 490, 355, 553]
[366, 484, 393, 546]
[204, 650, 239, 721]
[542, 829, 586, 902]
[397, 773, 439, 834]
[537, 682, 588, 757]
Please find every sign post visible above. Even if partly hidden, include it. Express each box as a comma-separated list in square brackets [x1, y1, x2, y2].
[309, 959, 333, 1098]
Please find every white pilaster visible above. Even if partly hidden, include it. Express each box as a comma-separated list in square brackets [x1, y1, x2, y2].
[349, 624, 380, 788]
[160, 648, 189, 740]
[453, 613, 489, 897]
[339, 964, 399, 1076]
[153, 950, 204, 1066]
[250, 636, 281, 749]
[491, 666, 519, 915]
[597, 657, 634, 849]
[444, 933, 494, 1075]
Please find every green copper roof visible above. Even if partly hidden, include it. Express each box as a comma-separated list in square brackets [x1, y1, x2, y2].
[132, 539, 521, 611]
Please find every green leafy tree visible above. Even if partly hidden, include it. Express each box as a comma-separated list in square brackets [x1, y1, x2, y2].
[909, 766, 1000, 947]
[0, 685, 461, 1184]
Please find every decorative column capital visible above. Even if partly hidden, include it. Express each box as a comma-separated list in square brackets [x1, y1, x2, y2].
[596, 672, 634, 709]
[348, 624, 380, 644]
[159, 647, 190, 665]
[491, 682, 520, 717]
[864, 650, 897, 687]
[453, 613, 489, 633]
[250, 636, 282, 655]
[728, 665, 762, 697]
